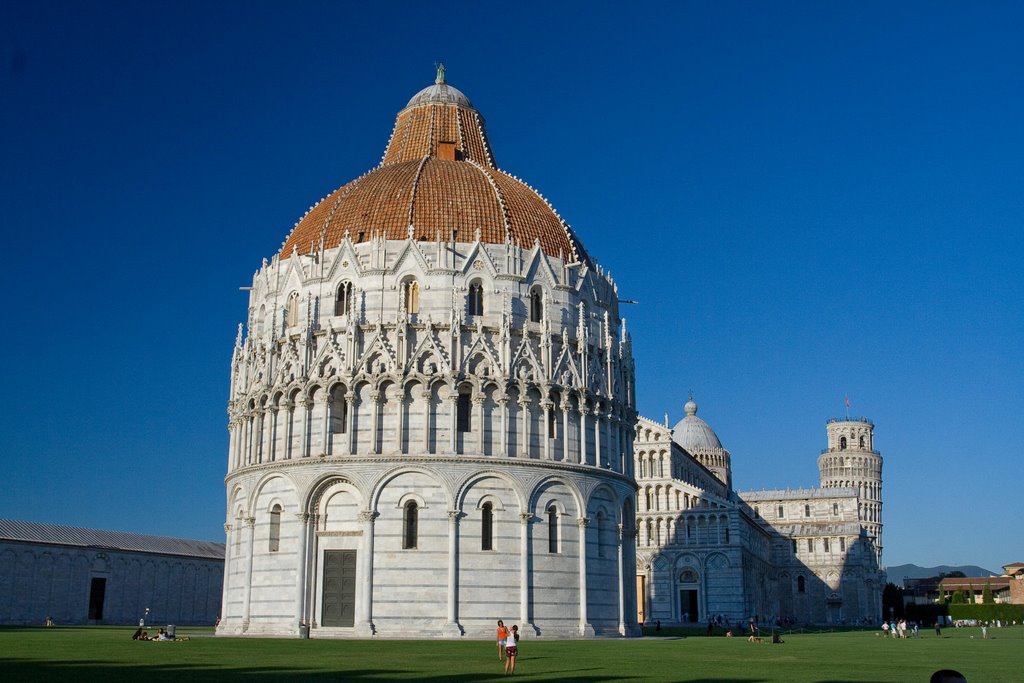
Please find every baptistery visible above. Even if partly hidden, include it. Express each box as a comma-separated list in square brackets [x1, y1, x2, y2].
[219, 67, 640, 638]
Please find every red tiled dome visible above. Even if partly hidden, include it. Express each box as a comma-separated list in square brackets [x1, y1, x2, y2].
[279, 71, 588, 264]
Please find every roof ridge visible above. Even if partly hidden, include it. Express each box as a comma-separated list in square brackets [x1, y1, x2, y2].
[466, 159, 512, 243]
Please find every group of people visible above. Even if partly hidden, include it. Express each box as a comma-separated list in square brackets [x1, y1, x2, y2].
[131, 627, 176, 641]
[881, 619, 920, 638]
[495, 620, 521, 674]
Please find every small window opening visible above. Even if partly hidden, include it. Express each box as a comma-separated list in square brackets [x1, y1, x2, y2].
[839, 537, 846, 552]
[335, 281, 353, 316]
[286, 292, 300, 328]
[804, 504, 811, 518]
[481, 502, 494, 551]
[467, 281, 484, 316]
[547, 505, 558, 553]
[269, 504, 282, 552]
[797, 575, 806, 593]
[840, 436, 847, 450]
[824, 538, 830, 553]
[859, 435, 865, 448]
[529, 287, 543, 323]
[777, 505, 784, 518]
[403, 501, 418, 549]
[807, 539, 814, 553]
[833, 502, 839, 515]
[457, 392, 472, 432]
[403, 280, 420, 314]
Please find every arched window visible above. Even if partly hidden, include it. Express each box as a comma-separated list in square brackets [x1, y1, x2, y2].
[807, 538, 814, 553]
[481, 502, 494, 551]
[804, 504, 811, 518]
[797, 575, 806, 593]
[286, 292, 300, 328]
[547, 505, 559, 553]
[840, 436, 847, 450]
[457, 389, 472, 433]
[859, 435, 865, 448]
[335, 281, 353, 316]
[753, 506, 760, 518]
[529, 286, 543, 323]
[823, 538, 830, 553]
[467, 281, 484, 316]
[403, 501, 418, 549]
[833, 502, 839, 515]
[777, 505, 785, 518]
[269, 504, 282, 552]
[839, 537, 846, 552]
[403, 279, 420, 314]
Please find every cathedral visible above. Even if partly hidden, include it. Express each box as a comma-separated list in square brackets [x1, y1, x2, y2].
[219, 67, 640, 638]
[219, 69, 883, 638]
[634, 401, 884, 626]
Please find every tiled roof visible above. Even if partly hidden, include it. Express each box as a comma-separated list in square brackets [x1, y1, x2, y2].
[278, 77, 589, 265]
[0, 519, 224, 560]
[279, 158, 586, 264]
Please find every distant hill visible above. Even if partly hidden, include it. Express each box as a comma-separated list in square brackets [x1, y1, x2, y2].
[887, 564, 998, 586]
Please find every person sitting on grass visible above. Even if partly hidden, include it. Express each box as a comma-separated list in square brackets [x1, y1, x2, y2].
[131, 627, 143, 640]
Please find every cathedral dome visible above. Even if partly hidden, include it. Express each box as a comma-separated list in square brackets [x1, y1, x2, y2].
[672, 398, 723, 452]
[278, 68, 588, 265]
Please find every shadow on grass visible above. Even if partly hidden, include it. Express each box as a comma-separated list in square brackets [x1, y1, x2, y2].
[0, 658, 786, 683]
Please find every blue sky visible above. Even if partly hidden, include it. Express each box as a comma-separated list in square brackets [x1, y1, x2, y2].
[1, 1, 1020, 575]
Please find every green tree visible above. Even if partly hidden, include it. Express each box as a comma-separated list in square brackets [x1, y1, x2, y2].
[982, 582, 994, 604]
[882, 582, 904, 619]
[951, 590, 965, 604]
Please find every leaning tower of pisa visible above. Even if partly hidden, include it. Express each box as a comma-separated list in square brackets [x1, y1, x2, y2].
[817, 417, 883, 559]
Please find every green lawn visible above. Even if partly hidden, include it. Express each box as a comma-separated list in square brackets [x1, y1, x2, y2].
[1, 625, 1021, 682]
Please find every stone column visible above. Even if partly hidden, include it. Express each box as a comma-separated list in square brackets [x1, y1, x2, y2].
[255, 408, 267, 463]
[561, 397, 571, 463]
[616, 523, 625, 635]
[227, 422, 238, 470]
[241, 517, 256, 631]
[355, 510, 377, 636]
[420, 391, 432, 454]
[300, 399, 313, 458]
[542, 400, 552, 460]
[594, 409, 602, 468]
[319, 396, 331, 456]
[220, 523, 233, 627]
[444, 510, 463, 636]
[498, 397, 509, 457]
[577, 517, 594, 635]
[391, 386, 404, 455]
[579, 405, 590, 466]
[284, 402, 295, 459]
[345, 394, 356, 455]
[519, 513, 534, 632]
[518, 398, 530, 457]
[474, 395, 486, 455]
[269, 407, 279, 462]
[294, 513, 310, 630]
[448, 390, 459, 454]
[602, 410, 611, 469]
[369, 391, 381, 454]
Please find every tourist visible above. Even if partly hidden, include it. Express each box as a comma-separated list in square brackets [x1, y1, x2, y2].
[496, 620, 508, 661]
[882, 621, 890, 636]
[131, 627, 143, 640]
[935, 621, 942, 637]
[504, 624, 520, 674]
